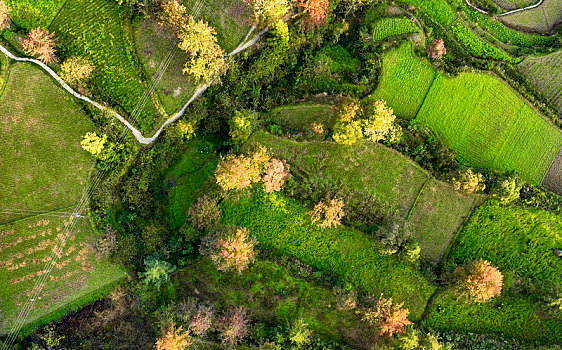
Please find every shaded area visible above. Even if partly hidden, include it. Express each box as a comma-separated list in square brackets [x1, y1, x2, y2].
[542, 146, 562, 195]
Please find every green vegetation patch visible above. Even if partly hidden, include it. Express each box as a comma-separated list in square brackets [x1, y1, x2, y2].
[0, 63, 94, 224]
[268, 104, 335, 131]
[4, 0, 66, 29]
[369, 17, 419, 43]
[50, 0, 156, 132]
[518, 51, 562, 114]
[450, 22, 519, 63]
[371, 43, 436, 118]
[221, 189, 436, 319]
[0, 211, 125, 331]
[398, 0, 456, 26]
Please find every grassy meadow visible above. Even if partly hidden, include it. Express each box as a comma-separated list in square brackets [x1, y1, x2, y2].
[0, 63, 95, 224]
[0, 210, 125, 331]
[268, 104, 335, 131]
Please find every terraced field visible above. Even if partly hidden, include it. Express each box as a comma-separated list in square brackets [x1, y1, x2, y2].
[50, 0, 156, 132]
[4, 0, 66, 29]
[500, 0, 562, 33]
[368, 17, 419, 43]
[491, 0, 536, 10]
[268, 104, 335, 130]
[517, 51, 562, 114]
[0, 211, 125, 331]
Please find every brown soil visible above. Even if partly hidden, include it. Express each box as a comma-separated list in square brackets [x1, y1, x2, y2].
[542, 146, 562, 195]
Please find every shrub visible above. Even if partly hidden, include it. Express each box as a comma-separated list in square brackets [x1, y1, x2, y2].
[308, 198, 345, 229]
[60, 56, 94, 85]
[200, 226, 257, 273]
[539, 281, 562, 318]
[453, 260, 503, 302]
[81, 132, 107, 158]
[491, 173, 522, 203]
[139, 256, 176, 291]
[376, 215, 413, 255]
[22, 27, 56, 63]
[0, 0, 10, 31]
[299, 0, 329, 29]
[94, 226, 117, 257]
[362, 294, 412, 337]
[430, 39, 446, 59]
[217, 306, 250, 346]
[333, 284, 357, 311]
[452, 169, 485, 194]
[156, 324, 192, 350]
[288, 318, 313, 348]
[187, 195, 221, 232]
[229, 110, 259, 143]
[262, 158, 291, 193]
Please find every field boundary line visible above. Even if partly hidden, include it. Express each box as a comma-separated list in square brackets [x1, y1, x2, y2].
[406, 178, 430, 220]
[0, 205, 80, 226]
[0, 25, 265, 145]
[464, 0, 544, 16]
[46, 0, 70, 30]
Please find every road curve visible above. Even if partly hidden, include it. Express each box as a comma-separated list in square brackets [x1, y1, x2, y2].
[0, 25, 266, 145]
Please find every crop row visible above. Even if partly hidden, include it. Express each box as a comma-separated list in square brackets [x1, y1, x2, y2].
[369, 17, 419, 43]
[4, 0, 66, 29]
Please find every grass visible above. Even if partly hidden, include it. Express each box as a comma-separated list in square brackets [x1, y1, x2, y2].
[133, 17, 197, 116]
[251, 131, 477, 262]
[371, 44, 436, 119]
[0, 210, 125, 331]
[518, 51, 562, 114]
[4, 0, 66, 29]
[369, 17, 419, 43]
[500, 0, 562, 33]
[0, 62, 95, 225]
[220, 189, 436, 320]
[49, 0, 156, 133]
[268, 103, 335, 131]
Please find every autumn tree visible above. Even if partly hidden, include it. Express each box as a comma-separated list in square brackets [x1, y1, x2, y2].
[245, 0, 289, 27]
[217, 306, 250, 347]
[187, 195, 221, 232]
[452, 168, 486, 194]
[159, 0, 187, 33]
[262, 158, 291, 193]
[60, 56, 94, 85]
[299, 0, 329, 29]
[156, 324, 192, 350]
[0, 0, 10, 31]
[22, 27, 57, 63]
[430, 39, 446, 59]
[81, 132, 107, 158]
[453, 260, 503, 302]
[215, 153, 264, 191]
[229, 109, 259, 143]
[288, 318, 313, 348]
[309, 198, 345, 229]
[200, 226, 257, 273]
[332, 98, 363, 145]
[361, 98, 397, 142]
[362, 295, 412, 337]
[189, 304, 214, 336]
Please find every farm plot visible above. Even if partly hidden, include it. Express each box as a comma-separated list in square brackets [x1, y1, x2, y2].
[0, 62, 94, 224]
[268, 104, 335, 131]
[49, 0, 157, 133]
[3, 0, 66, 29]
[517, 51, 562, 114]
[0, 211, 125, 331]
[251, 132, 477, 262]
[491, 0, 536, 10]
[368, 17, 419, 43]
[500, 0, 562, 33]
[371, 43, 436, 118]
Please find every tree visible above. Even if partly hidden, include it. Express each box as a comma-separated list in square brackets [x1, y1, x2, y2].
[361, 294, 412, 337]
[376, 215, 413, 255]
[361, 99, 396, 142]
[452, 169, 486, 194]
[159, 0, 187, 34]
[0, 0, 10, 31]
[200, 226, 257, 273]
[156, 324, 192, 350]
[214, 146, 272, 191]
[60, 56, 94, 85]
[332, 120, 363, 145]
[229, 109, 259, 143]
[139, 256, 176, 291]
[262, 158, 291, 193]
[94, 226, 117, 257]
[430, 39, 446, 59]
[217, 306, 250, 347]
[244, 0, 289, 27]
[299, 0, 329, 29]
[491, 173, 522, 203]
[187, 195, 221, 232]
[288, 318, 312, 348]
[189, 304, 214, 337]
[81, 132, 107, 157]
[309, 198, 345, 229]
[453, 260, 503, 302]
[22, 27, 57, 64]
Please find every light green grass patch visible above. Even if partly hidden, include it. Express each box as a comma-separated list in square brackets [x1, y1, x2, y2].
[371, 43, 436, 118]
[268, 104, 335, 131]
[0, 63, 94, 224]
[369, 17, 419, 43]
[0, 210, 125, 331]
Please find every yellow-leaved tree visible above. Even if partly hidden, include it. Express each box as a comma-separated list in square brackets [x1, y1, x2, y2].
[81, 132, 107, 158]
[245, 0, 289, 27]
[361, 99, 396, 142]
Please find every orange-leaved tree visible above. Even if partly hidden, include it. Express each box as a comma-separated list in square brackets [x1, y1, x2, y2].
[309, 198, 345, 229]
[361, 294, 412, 337]
[200, 226, 257, 273]
[453, 260, 503, 302]
[155, 324, 192, 350]
[22, 27, 57, 64]
[299, 0, 329, 29]
[0, 0, 10, 30]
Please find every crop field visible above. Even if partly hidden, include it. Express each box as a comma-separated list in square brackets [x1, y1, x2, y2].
[374, 43, 562, 185]
[134, 17, 196, 116]
[517, 51, 562, 114]
[221, 189, 436, 320]
[0, 211, 125, 331]
[182, 0, 251, 52]
[368, 17, 419, 43]
[398, 0, 456, 26]
[500, 0, 562, 33]
[251, 132, 477, 262]
[50, 0, 156, 133]
[268, 103, 335, 131]
[450, 22, 519, 63]
[371, 44, 436, 118]
[0, 63, 95, 224]
[4, 0, 66, 29]
[491, 0, 536, 10]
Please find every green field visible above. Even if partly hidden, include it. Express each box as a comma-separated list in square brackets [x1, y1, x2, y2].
[0, 63, 95, 224]
[0, 211, 125, 331]
[4, 0, 66, 29]
[251, 132, 477, 262]
[368, 17, 419, 43]
[518, 51, 562, 114]
[374, 43, 562, 185]
[49, 0, 156, 132]
[268, 103, 335, 131]
[221, 189, 436, 320]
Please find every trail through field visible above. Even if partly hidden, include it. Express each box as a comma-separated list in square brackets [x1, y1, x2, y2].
[0, 25, 266, 145]
[464, 0, 544, 15]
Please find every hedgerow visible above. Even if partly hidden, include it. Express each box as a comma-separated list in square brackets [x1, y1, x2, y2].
[220, 188, 436, 320]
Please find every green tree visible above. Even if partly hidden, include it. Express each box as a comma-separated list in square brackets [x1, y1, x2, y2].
[229, 109, 259, 143]
[139, 256, 176, 291]
[288, 318, 313, 348]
